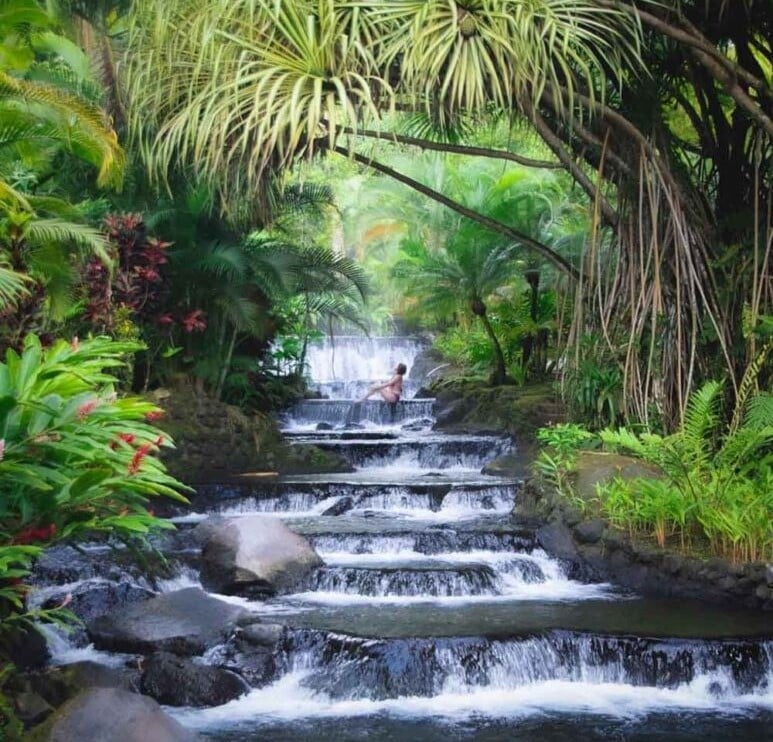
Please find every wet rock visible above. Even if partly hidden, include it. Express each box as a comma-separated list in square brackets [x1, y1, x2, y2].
[239, 622, 284, 647]
[41, 579, 155, 628]
[4, 624, 49, 670]
[481, 454, 525, 478]
[278, 443, 355, 474]
[401, 418, 433, 432]
[14, 690, 53, 726]
[140, 653, 249, 707]
[319, 496, 354, 516]
[88, 587, 246, 655]
[573, 519, 605, 544]
[28, 687, 195, 742]
[315, 422, 334, 431]
[199, 515, 323, 597]
[24, 661, 139, 710]
[206, 633, 278, 688]
[536, 522, 578, 561]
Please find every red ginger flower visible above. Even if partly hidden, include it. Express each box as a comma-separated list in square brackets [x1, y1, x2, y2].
[128, 443, 153, 475]
[77, 399, 99, 420]
[182, 309, 207, 333]
[145, 410, 164, 422]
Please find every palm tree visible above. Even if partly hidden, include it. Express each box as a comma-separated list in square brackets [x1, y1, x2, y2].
[124, 0, 635, 265]
[396, 234, 517, 384]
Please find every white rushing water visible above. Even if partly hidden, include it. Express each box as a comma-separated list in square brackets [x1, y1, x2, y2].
[304, 335, 428, 395]
[173, 661, 773, 730]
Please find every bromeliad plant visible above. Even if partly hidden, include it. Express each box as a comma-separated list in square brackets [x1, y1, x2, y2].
[0, 333, 188, 667]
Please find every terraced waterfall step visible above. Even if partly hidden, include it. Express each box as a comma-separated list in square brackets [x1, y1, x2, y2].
[40, 336, 773, 740]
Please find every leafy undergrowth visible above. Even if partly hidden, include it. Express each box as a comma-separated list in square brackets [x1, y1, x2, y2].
[536, 381, 773, 564]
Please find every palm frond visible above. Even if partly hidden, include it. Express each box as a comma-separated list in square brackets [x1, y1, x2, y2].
[24, 217, 110, 263]
[0, 265, 31, 309]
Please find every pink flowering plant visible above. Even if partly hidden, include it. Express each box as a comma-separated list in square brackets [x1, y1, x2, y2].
[0, 334, 188, 652]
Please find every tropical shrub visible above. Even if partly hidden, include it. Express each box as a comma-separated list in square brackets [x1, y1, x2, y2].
[0, 334, 187, 694]
[598, 381, 773, 562]
[534, 423, 594, 502]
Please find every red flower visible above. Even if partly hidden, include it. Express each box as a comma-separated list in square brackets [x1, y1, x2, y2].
[128, 443, 153, 475]
[155, 313, 175, 326]
[145, 410, 164, 423]
[110, 432, 136, 450]
[13, 523, 57, 544]
[134, 266, 161, 283]
[77, 399, 99, 420]
[182, 309, 207, 333]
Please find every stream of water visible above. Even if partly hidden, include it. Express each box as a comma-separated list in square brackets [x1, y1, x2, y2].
[39, 336, 773, 740]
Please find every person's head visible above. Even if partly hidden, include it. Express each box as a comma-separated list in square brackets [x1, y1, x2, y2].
[396, 363, 407, 375]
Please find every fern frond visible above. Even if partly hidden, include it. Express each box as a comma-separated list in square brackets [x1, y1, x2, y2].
[730, 340, 773, 434]
[744, 393, 773, 431]
[681, 380, 723, 458]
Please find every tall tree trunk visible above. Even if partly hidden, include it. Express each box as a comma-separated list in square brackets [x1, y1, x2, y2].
[216, 326, 238, 400]
[472, 298, 507, 385]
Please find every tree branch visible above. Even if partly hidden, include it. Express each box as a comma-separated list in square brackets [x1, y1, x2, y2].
[523, 99, 619, 227]
[341, 127, 563, 169]
[333, 146, 580, 280]
[595, 0, 772, 104]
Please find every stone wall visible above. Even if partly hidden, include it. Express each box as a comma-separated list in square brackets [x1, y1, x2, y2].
[516, 454, 773, 611]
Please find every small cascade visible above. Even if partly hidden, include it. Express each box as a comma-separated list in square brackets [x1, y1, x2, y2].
[306, 564, 501, 598]
[304, 335, 428, 399]
[302, 435, 513, 469]
[279, 630, 773, 702]
[285, 399, 434, 428]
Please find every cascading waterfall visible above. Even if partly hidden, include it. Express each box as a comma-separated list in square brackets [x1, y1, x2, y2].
[32, 336, 772, 739]
[166, 337, 772, 737]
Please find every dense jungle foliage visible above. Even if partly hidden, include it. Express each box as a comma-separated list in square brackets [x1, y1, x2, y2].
[0, 0, 771, 732]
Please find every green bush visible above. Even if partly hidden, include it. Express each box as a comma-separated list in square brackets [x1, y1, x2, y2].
[534, 423, 594, 502]
[0, 334, 188, 724]
[598, 381, 773, 562]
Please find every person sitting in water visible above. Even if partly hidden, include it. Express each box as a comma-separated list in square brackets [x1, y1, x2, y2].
[359, 363, 407, 403]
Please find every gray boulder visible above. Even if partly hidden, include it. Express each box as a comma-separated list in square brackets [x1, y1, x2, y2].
[29, 687, 195, 742]
[41, 579, 155, 631]
[140, 652, 249, 707]
[88, 587, 247, 655]
[199, 515, 323, 597]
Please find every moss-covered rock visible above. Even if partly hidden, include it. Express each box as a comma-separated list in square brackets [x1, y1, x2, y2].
[150, 385, 351, 483]
[428, 377, 564, 444]
[573, 451, 663, 501]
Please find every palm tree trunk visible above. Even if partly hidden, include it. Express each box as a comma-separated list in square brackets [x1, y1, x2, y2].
[216, 326, 237, 400]
[477, 308, 508, 385]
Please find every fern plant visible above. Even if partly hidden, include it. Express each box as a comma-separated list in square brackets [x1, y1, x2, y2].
[599, 381, 773, 561]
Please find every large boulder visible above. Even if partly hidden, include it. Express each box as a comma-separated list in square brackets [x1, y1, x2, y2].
[28, 687, 195, 742]
[140, 652, 249, 707]
[481, 454, 528, 478]
[88, 587, 247, 655]
[199, 515, 323, 597]
[573, 451, 663, 501]
[38, 579, 155, 646]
